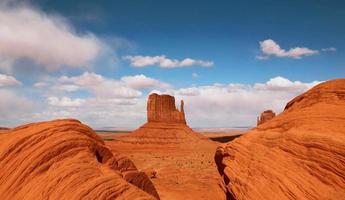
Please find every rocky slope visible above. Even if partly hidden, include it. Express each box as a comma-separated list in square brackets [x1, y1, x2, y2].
[215, 79, 345, 200]
[0, 119, 160, 200]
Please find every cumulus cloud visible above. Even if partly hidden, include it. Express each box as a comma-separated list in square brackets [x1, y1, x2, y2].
[0, 73, 322, 129]
[178, 87, 200, 96]
[59, 72, 142, 99]
[0, 89, 34, 126]
[47, 96, 85, 107]
[123, 55, 214, 68]
[54, 84, 80, 92]
[58, 72, 172, 96]
[33, 97, 147, 129]
[0, 73, 21, 86]
[0, 4, 102, 71]
[257, 39, 319, 59]
[121, 74, 171, 89]
[253, 76, 320, 92]
[153, 76, 322, 127]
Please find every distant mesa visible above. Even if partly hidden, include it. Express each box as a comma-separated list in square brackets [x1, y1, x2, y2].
[147, 93, 186, 124]
[215, 79, 345, 200]
[256, 110, 276, 126]
[0, 119, 160, 200]
[117, 93, 209, 145]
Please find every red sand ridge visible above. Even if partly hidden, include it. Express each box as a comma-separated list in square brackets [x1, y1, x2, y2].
[117, 93, 209, 145]
[256, 109, 276, 125]
[215, 79, 345, 200]
[147, 93, 186, 124]
[0, 119, 160, 200]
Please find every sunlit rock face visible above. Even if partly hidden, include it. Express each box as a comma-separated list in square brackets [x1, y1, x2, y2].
[117, 93, 210, 145]
[215, 79, 345, 200]
[0, 119, 160, 200]
[147, 93, 186, 124]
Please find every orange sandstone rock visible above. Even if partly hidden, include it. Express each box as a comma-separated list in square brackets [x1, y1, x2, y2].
[147, 93, 186, 124]
[215, 79, 345, 200]
[0, 119, 160, 200]
[118, 93, 209, 145]
[256, 110, 276, 125]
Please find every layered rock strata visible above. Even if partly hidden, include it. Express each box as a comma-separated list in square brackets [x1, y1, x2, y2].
[118, 93, 209, 145]
[215, 79, 345, 200]
[147, 93, 186, 124]
[0, 119, 160, 200]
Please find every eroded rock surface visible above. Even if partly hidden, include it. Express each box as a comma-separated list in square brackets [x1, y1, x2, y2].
[215, 79, 345, 200]
[147, 93, 186, 124]
[118, 93, 210, 145]
[256, 110, 276, 125]
[0, 119, 159, 200]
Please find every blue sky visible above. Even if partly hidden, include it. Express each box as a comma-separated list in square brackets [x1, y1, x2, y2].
[0, 0, 344, 128]
[34, 0, 344, 83]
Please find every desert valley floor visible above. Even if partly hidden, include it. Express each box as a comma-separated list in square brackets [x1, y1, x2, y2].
[99, 131, 243, 200]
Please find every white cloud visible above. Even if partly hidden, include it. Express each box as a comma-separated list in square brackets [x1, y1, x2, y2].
[253, 76, 320, 92]
[123, 55, 214, 68]
[257, 39, 319, 59]
[121, 74, 171, 89]
[153, 76, 322, 127]
[0, 89, 34, 126]
[55, 84, 80, 92]
[322, 47, 337, 52]
[0, 4, 102, 71]
[33, 82, 48, 88]
[178, 87, 200, 96]
[0, 56, 14, 72]
[0, 73, 21, 86]
[0, 74, 322, 129]
[47, 96, 85, 107]
[59, 72, 142, 99]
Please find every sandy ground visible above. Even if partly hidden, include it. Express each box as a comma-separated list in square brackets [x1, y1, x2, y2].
[99, 131, 245, 200]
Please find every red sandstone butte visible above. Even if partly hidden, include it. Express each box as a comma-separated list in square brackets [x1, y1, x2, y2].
[106, 93, 224, 200]
[215, 79, 345, 200]
[147, 93, 186, 124]
[117, 93, 208, 145]
[0, 119, 160, 200]
[256, 110, 276, 125]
